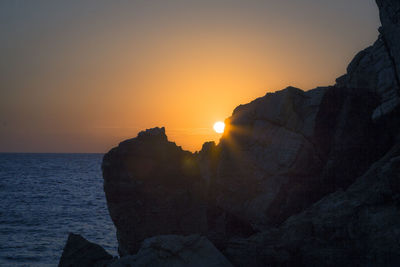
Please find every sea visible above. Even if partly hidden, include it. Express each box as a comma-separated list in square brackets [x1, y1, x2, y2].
[0, 153, 118, 266]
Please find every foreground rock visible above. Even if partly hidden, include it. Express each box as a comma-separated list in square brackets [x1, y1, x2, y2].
[224, 142, 400, 266]
[109, 235, 232, 267]
[102, 127, 207, 255]
[59, 234, 233, 267]
[93, 0, 400, 265]
[211, 0, 400, 233]
[58, 233, 113, 267]
[214, 85, 391, 231]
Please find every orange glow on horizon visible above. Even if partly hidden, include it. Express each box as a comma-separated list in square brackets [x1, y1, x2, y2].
[0, 1, 380, 153]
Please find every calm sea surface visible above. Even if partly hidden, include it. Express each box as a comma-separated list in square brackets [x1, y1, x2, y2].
[0, 153, 117, 266]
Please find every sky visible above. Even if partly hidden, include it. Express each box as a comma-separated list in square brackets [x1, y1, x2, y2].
[0, 0, 380, 153]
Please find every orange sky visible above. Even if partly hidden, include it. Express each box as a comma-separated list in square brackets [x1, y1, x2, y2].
[0, 0, 380, 152]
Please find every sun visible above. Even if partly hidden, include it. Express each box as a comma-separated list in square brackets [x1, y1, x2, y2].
[213, 121, 225, 133]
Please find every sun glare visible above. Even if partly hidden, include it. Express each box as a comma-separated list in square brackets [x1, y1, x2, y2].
[213, 121, 225, 134]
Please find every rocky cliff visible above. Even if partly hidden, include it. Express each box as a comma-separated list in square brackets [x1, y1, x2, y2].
[102, 127, 208, 255]
[60, 0, 400, 266]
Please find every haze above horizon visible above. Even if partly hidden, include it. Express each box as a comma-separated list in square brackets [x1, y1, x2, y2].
[0, 0, 380, 153]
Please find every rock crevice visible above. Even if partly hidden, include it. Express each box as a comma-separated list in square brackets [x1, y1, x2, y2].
[381, 31, 400, 94]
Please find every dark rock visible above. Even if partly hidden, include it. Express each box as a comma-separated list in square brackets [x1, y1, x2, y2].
[212, 85, 392, 230]
[224, 142, 400, 266]
[97, 1, 400, 265]
[108, 235, 233, 267]
[336, 0, 400, 120]
[219, 1, 400, 265]
[214, 86, 326, 230]
[314, 87, 392, 192]
[102, 127, 208, 256]
[58, 233, 113, 267]
[336, 36, 400, 120]
[377, 0, 400, 84]
[197, 141, 220, 186]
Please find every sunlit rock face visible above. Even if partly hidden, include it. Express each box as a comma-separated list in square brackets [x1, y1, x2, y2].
[102, 127, 207, 256]
[214, 85, 392, 230]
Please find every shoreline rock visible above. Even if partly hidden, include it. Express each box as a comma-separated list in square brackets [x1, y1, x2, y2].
[108, 235, 233, 267]
[102, 127, 208, 256]
[60, 0, 400, 266]
[58, 233, 113, 267]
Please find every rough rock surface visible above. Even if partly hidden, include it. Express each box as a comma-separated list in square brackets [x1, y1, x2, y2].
[213, 86, 325, 231]
[213, 85, 391, 231]
[58, 233, 113, 267]
[337, 0, 400, 120]
[377, 0, 400, 84]
[215, 1, 400, 264]
[81, 1, 400, 266]
[102, 127, 207, 256]
[108, 235, 232, 267]
[224, 142, 400, 266]
[336, 36, 400, 120]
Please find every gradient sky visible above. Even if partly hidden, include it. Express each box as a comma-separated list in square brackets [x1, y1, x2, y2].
[0, 0, 380, 153]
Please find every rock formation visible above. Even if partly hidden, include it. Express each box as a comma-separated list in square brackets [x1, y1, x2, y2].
[58, 233, 113, 267]
[213, 85, 393, 231]
[337, 0, 400, 120]
[102, 127, 208, 255]
[108, 235, 232, 267]
[59, 234, 232, 267]
[224, 143, 400, 266]
[60, 0, 400, 266]
[377, 0, 400, 89]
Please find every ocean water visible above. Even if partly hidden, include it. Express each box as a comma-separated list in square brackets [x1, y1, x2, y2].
[0, 153, 117, 266]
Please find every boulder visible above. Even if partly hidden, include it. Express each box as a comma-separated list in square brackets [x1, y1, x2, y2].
[213, 85, 391, 231]
[102, 127, 208, 256]
[214, 86, 326, 231]
[58, 233, 113, 267]
[108, 235, 233, 267]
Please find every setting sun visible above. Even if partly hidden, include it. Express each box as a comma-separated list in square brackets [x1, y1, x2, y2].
[213, 121, 225, 134]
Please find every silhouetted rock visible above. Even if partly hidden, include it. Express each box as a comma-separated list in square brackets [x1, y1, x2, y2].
[214, 86, 326, 231]
[377, 0, 400, 83]
[108, 235, 233, 267]
[212, 85, 392, 231]
[197, 141, 256, 249]
[336, 35, 400, 120]
[102, 127, 208, 256]
[93, 1, 400, 266]
[197, 141, 220, 186]
[224, 142, 400, 266]
[336, 0, 400, 120]
[58, 233, 113, 267]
